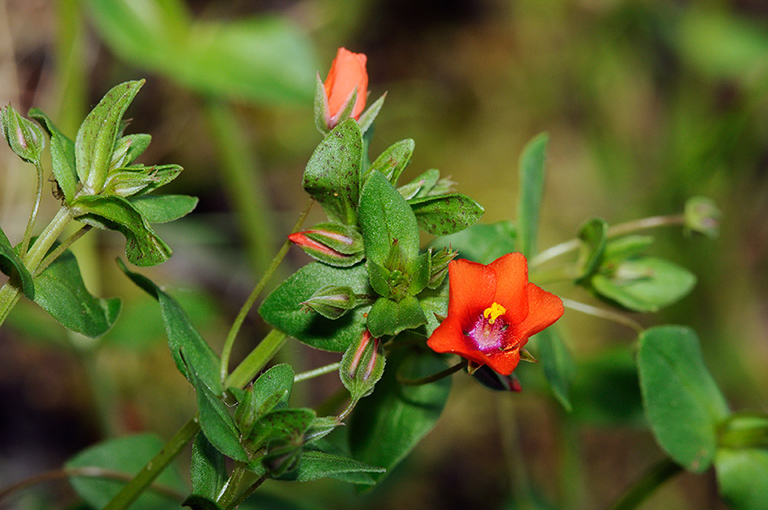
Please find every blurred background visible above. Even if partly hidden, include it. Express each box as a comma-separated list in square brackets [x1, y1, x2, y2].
[1, 0, 767, 508]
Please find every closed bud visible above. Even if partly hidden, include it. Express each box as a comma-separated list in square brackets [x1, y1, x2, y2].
[340, 330, 386, 401]
[301, 285, 357, 319]
[262, 440, 303, 477]
[288, 223, 364, 267]
[684, 196, 721, 239]
[428, 247, 457, 289]
[1, 104, 44, 166]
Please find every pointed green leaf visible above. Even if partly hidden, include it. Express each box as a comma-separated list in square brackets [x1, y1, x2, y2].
[398, 168, 440, 200]
[73, 195, 172, 266]
[186, 354, 249, 462]
[75, 80, 144, 193]
[118, 259, 222, 394]
[591, 257, 697, 312]
[576, 218, 608, 284]
[359, 170, 420, 265]
[285, 449, 385, 484]
[103, 163, 183, 198]
[603, 235, 654, 261]
[232, 364, 294, 435]
[33, 249, 121, 338]
[638, 326, 730, 472]
[431, 220, 516, 264]
[116, 133, 152, 168]
[516, 132, 549, 258]
[190, 432, 227, 501]
[66, 434, 187, 509]
[303, 119, 363, 225]
[0, 227, 34, 299]
[349, 350, 450, 485]
[129, 194, 199, 223]
[408, 193, 484, 236]
[259, 262, 372, 352]
[29, 108, 78, 202]
[367, 139, 414, 185]
[357, 93, 386, 134]
[530, 328, 575, 411]
[367, 296, 426, 338]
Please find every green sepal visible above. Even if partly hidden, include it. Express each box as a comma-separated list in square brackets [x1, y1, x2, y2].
[259, 262, 372, 352]
[262, 441, 304, 477]
[0, 227, 34, 299]
[117, 259, 222, 394]
[367, 259, 392, 298]
[28, 108, 78, 202]
[245, 408, 316, 453]
[575, 217, 608, 284]
[129, 194, 199, 223]
[301, 285, 358, 319]
[75, 80, 144, 193]
[33, 248, 121, 338]
[431, 220, 516, 265]
[359, 170, 420, 265]
[110, 133, 152, 170]
[367, 139, 415, 185]
[314, 73, 331, 134]
[427, 247, 457, 289]
[408, 193, 484, 236]
[103, 163, 182, 198]
[72, 195, 172, 267]
[367, 295, 426, 338]
[303, 119, 363, 225]
[406, 252, 431, 296]
[591, 257, 697, 312]
[397, 168, 440, 200]
[357, 92, 386, 135]
[340, 331, 385, 401]
[638, 326, 729, 473]
[0, 104, 44, 166]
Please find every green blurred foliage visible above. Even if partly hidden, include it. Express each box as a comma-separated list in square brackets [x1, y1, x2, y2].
[2, 0, 767, 509]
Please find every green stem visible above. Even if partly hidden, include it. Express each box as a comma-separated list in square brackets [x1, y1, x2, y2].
[227, 473, 268, 509]
[33, 224, 91, 276]
[102, 418, 200, 510]
[608, 457, 682, 510]
[397, 359, 467, 386]
[225, 329, 288, 389]
[18, 162, 44, 257]
[219, 198, 314, 382]
[294, 362, 341, 383]
[531, 214, 686, 268]
[217, 462, 248, 509]
[561, 297, 644, 335]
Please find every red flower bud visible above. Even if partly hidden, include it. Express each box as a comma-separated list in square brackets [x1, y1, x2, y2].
[323, 48, 368, 125]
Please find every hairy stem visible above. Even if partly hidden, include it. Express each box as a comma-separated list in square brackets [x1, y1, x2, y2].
[18, 162, 44, 257]
[294, 362, 341, 383]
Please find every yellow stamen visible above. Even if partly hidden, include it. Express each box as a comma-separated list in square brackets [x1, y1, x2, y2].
[483, 302, 506, 325]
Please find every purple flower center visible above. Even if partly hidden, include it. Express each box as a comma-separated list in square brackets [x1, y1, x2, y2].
[466, 303, 509, 353]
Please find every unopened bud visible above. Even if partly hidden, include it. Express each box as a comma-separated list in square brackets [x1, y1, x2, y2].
[301, 285, 357, 319]
[1, 104, 44, 166]
[288, 222, 364, 267]
[340, 330, 386, 401]
[427, 247, 457, 289]
[684, 196, 721, 239]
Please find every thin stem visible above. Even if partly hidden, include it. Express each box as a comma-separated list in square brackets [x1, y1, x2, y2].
[608, 457, 682, 510]
[219, 197, 314, 383]
[18, 162, 44, 257]
[227, 473, 268, 509]
[0, 466, 185, 503]
[294, 362, 341, 383]
[33, 224, 91, 276]
[225, 329, 288, 390]
[497, 396, 536, 510]
[397, 359, 467, 386]
[102, 417, 200, 510]
[561, 297, 644, 335]
[531, 214, 686, 268]
[217, 462, 248, 509]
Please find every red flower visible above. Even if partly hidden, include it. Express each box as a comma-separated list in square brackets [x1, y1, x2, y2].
[427, 253, 564, 376]
[323, 48, 368, 124]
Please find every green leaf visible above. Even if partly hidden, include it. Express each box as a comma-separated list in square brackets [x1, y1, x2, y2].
[86, 0, 316, 104]
[259, 262, 372, 352]
[190, 432, 227, 501]
[530, 328, 575, 411]
[366, 295, 426, 338]
[603, 235, 654, 261]
[367, 139, 415, 185]
[397, 168, 440, 200]
[28, 108, 78, 202]
[516, 132, 549, 258]
[33, 249, 121, 338]
[431, 220, 516, 264]
[0, 227, 34, 299]
[715, 448, 768, 510]
[283, 449, 384, 484]
[75, 80, 144, 193]
[73, 195, 172, 266]
[118, 259, 222, 394]
[232, 364, 294, 436]
[116, 133, 152, 167]
[182, 495, 224, 510]
[129, 194, 199, 223]
[246, 408, 316, 452]
[66, 434, 187, 510]
[576, 218, 608, 284]
[185, 353, 250, 462]
[303, 119, 363, 225]
[349, 350, 451, 484]
[591, 257, 697, 312]
[0, 104, 44, 166]
[638, 326, 730, 472]
[357, 93, 386, 135]
[408, 193, 484, 236]
[359, 170, 421, 264]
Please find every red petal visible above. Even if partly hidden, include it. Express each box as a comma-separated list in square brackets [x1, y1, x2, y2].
[514, 283, 564, 339]
[446, 259, 496, 323]
[324, 48, 368, 119]
[489, 253, 529, 325]
[484, 349, 522, 376]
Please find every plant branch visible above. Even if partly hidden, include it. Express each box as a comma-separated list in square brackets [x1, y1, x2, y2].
[18, 162, 44, 257]
[561, 297, 644, 334]
[294, 362, 341, 383]
[397, 359, 467, 386]
[225, 329, 288, 389]
[608, 457, 682, 510]
[33, 224, 92, 276]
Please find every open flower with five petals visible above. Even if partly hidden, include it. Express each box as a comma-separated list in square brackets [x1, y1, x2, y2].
[427, 253, 564, 376]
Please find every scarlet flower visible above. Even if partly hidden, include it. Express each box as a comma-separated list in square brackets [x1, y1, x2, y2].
[323, 48, 368, 124]
[427, 253, 564, 376]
